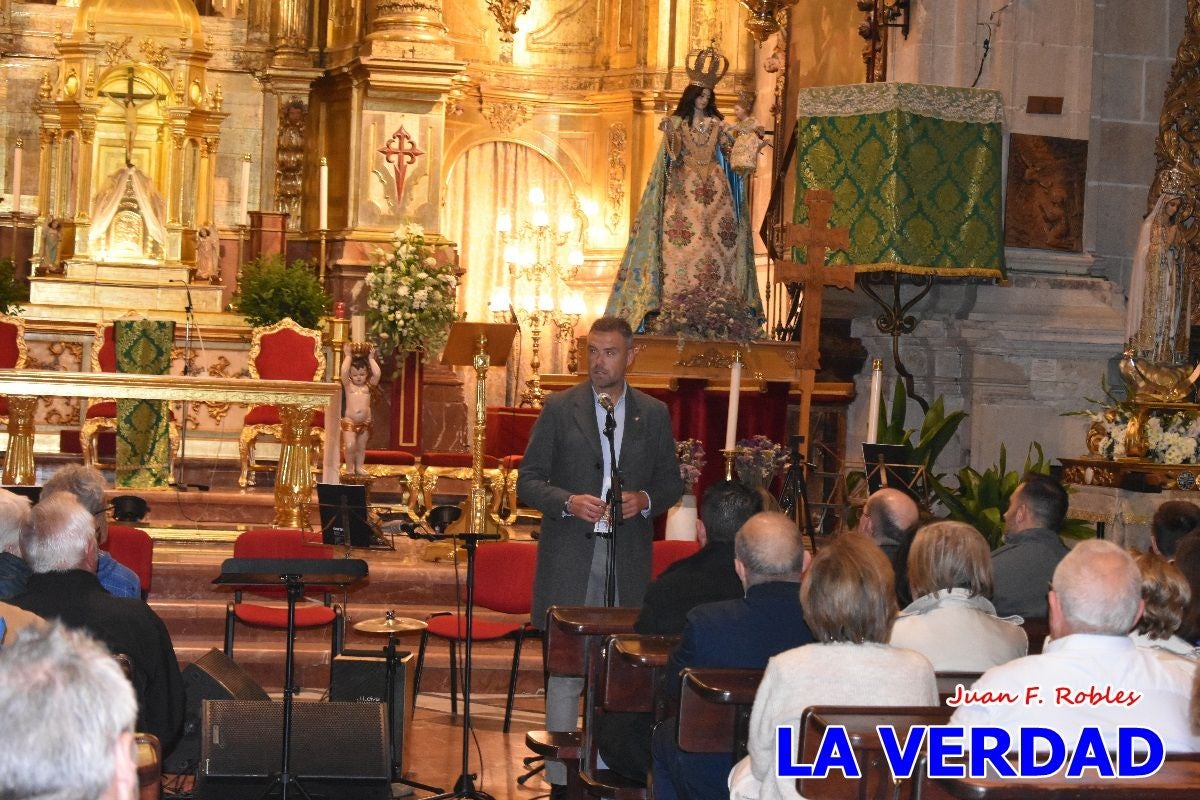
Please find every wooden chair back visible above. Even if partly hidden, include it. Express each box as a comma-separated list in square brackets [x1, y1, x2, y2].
[677, 667, 763, 759]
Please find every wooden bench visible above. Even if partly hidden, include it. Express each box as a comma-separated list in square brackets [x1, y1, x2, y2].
[676, 667, 763, 760]
[932, 752, 1200, 799]
[796, 705, 953, 800]
[935, 671, 982, 706]
[580, 634, 677, 799]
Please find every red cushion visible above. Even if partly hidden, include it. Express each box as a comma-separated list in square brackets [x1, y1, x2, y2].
[87, 401, 118, 418]
[244, 405, 325, 428]
[0, 320, 20, 369]
[97, 326, 117, 373]
[364, 450, 416, 466]
[426, 614, 524, 642]
[233, 603, 336, 628]
[102, 525, 153, 594]
[501, 454, 523, 470]
[424, 450, 500, 469]
[255, 327, 321, 380]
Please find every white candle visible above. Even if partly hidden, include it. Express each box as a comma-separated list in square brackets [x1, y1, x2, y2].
[351, 314, 365, 343]
[11, 140, 22, 215]
[724, 355, 742, 450]
[238, 154, 250, 223]
[319, 157, 328, 230]
[866, 357, 883, 444]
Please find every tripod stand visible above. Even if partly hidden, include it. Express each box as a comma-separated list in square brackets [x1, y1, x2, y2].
[777, 434, 818, 552]
[216, 557, 367, 800]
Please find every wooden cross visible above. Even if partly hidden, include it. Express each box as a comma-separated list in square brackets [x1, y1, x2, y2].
[377, 125, 425, 203]
[776, 189, 855, 368]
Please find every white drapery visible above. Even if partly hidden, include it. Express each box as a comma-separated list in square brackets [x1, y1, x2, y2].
[89, 166, 168, 254]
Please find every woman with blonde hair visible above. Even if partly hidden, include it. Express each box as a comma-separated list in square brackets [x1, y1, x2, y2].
[1131, 550, 1197, 658]
[730, 534, 936, 800]
[890, 521, 1027, 671]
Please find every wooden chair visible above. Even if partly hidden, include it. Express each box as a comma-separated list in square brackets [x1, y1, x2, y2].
[1022, 617, 1051, 655]
[928, 752, 1200, 799]
[135, 732, 162, 800]
[222, 529, 345, 678]
[363, 449, 419, 512]
[579, 634, 677, 798]
[677, 667, 763, 760]
[0, 312, 28, 432]
[81, 322, 179, 473]
[412, 540, 538, 733]
[935, 671, 982, 706]
[238, 318, 326, 487]
[102, 524, 154, 599]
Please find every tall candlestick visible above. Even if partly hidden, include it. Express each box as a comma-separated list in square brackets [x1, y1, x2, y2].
[351, 314, 365, 343]
[319, 157, 328, 230]
[238, 154, 250, 223]
[724, 352, 742, 451]
[11, 140, 22, 214]
[866, 357, 883, 444]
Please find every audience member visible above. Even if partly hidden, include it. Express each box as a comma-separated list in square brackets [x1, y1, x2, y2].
[991, 473, 1069, 618]
[0, 488, 31, 599]
[0, 623, 139, 800]
[642, 511, 814, 800]
[890, 521, 1027, 670]
[635, 480, 763, 635]
[858, 487, 919, 561]
[0, 600, 43, 644]
[1174, 536, 1200, 645]
[729, 534, 937, 800]
[43, 465, 141, 598]
[1130, 551, 1197, 657]
[9, 493, 184, 753]
[951, 539, 1200, 752]
[1152, 500, 1200, 558]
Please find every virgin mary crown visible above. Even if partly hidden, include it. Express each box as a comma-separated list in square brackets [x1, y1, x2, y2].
[687, 44, 729, 89]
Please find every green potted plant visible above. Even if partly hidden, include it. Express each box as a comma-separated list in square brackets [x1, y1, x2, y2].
[232, 255, 331, 330]
[0, 258, 29, 315]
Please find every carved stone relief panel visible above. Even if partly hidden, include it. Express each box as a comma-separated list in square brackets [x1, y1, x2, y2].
[275, 97, 306, 229]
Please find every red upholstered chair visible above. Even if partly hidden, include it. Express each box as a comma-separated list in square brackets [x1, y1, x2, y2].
[222, 528, 345, 670]
[81, 322, 179, 472]
[651, 539, 701, 579]
[412, 540, 538, 733]
[0, 312, 28, 431]
[237, 318, 327, 487]
[103, 524, 154, 599]
[412, 450, 502, 521]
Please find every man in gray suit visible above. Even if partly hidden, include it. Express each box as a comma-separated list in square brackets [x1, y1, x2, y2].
[519, 315, 684, 796]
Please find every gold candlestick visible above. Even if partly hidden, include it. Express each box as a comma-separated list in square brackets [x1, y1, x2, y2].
[722, 448, 736, 481]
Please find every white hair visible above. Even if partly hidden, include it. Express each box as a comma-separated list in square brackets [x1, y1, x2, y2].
[0, 623, 137, 799]
[0, 488, 31, 556]
[41, 465, 107, 515]
[20, 493, 97, 574]
[1052, 539, 1142, 635]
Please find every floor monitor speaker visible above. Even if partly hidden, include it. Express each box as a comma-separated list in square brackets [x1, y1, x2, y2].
[331, 649, 414, 773]
[163, 648, 269, 774]
[196, 700, 390, 800]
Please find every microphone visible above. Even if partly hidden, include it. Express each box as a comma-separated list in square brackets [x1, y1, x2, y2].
[598, 393, 614, 413]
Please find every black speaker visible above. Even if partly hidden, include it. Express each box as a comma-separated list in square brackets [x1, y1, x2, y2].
[164, 648, 269, 774]
[197, 700, 390, 800]
[330, 649, 414, 772]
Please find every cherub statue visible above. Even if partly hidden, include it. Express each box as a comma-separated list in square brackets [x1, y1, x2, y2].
[727, 91, 767, 175]
[194, 224, 219, 283]
[341, 342, 381, 477]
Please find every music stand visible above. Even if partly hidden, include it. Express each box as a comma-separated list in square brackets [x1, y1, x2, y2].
[440, 321, 518, 369]
[215, 558, 368, 800]
[315, 482, 375, 547]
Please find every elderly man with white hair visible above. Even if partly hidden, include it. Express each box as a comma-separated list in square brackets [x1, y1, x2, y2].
[950, 538, 1200, 752]
[0, 623, 139, 800]
[0, 487, 31, 599]
[43, 464, 141, 598]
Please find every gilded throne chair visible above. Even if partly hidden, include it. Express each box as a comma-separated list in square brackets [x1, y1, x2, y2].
[0, 313, 29, 430]
[238, 318, 326, 488]
[81, 322, 179, 473]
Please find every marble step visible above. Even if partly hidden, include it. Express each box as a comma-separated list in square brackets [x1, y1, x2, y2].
[64, 260, 192, 284]
[29, 275, 225, 312]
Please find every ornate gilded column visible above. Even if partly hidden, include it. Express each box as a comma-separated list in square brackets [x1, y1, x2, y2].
[270, 0, 311, 67]
[273, 403, 319, 528]
[2, 396, 37, 485]
[370, 0, 449, 43]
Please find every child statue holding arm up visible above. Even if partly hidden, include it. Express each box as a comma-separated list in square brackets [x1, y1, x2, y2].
[341, 342, 381, 477]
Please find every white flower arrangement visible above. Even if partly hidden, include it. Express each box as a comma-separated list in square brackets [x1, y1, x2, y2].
[365, 223, 459, 360]
[1088, 407, 1200, 463]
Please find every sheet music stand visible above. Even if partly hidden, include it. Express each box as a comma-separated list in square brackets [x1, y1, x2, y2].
[215, 558, 367, 800]
[861, 443, 924, 503]
[315, 482, 376, 547]
[440, 321, 518, 369]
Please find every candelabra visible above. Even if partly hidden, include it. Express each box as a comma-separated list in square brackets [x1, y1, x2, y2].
[490, 188, 585, 408]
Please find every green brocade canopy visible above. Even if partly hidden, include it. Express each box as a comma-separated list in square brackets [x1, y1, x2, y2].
[793, 83, 1006, 279]
[115, 319, 175, 489]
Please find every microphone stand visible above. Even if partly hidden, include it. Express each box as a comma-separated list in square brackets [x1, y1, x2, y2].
[601, 406, 622, 608]
[176, 278, 196, 490]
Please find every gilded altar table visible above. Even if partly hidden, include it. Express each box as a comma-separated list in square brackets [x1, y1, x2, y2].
[0, 369, 339, 528]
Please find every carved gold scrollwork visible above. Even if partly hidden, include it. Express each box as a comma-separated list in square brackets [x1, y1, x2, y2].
[102, 36, 134, 66]
[606, 123, 627, 235]
[482, 101, 532, 133]
[138, 37, 170, 69]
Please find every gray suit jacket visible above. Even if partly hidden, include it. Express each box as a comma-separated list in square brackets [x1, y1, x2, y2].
[518, 381, 684, 626]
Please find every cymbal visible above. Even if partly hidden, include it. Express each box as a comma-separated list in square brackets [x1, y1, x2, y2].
[353, 616, 428, 634]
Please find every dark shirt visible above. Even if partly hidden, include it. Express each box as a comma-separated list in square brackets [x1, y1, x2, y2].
[991, 526, 1068, 618]
[634, 541, 744, 636]
[11, 570, 185, 753]
[0, 551, 30, 599]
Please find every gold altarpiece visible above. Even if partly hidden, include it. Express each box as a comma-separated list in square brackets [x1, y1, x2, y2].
[33, 0, 227, 271]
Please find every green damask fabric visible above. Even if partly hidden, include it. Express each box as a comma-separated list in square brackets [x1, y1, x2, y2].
[114, 319, 174, 489]
[793, 84, 1005, 279]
